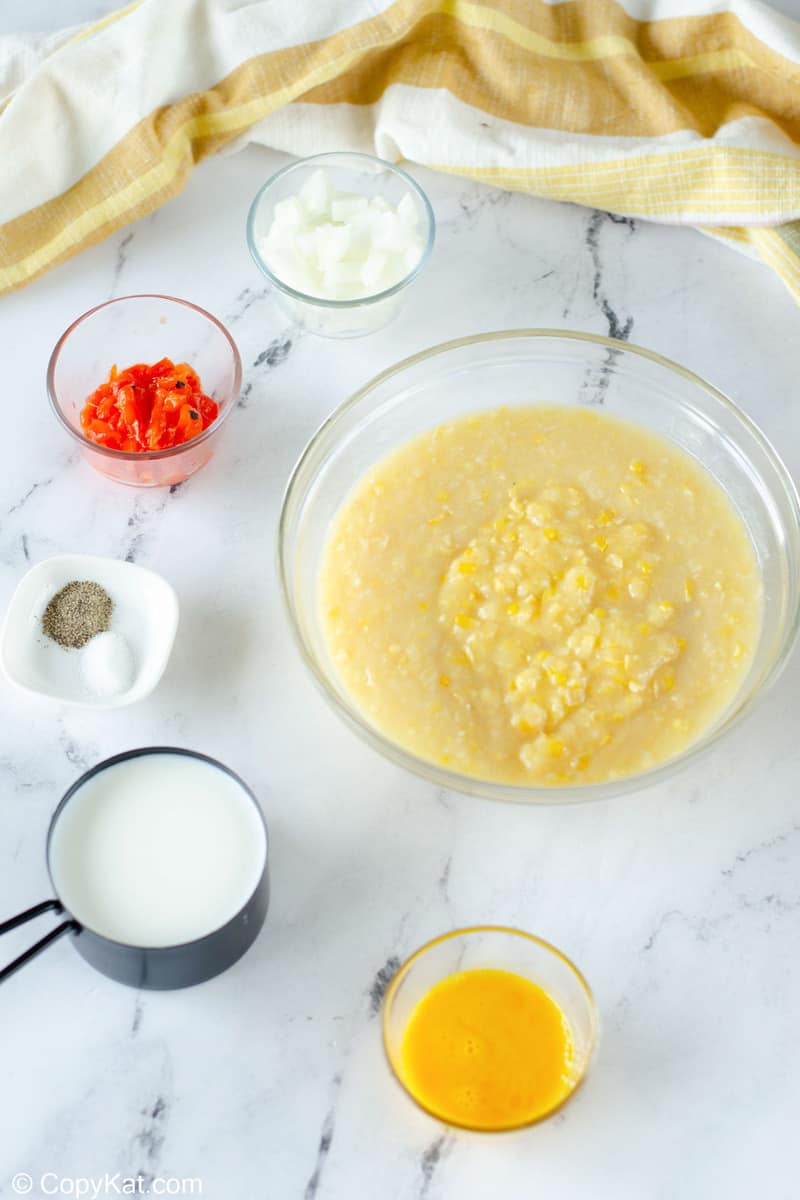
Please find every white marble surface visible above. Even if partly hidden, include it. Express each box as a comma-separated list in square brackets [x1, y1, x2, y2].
[2, 10, 800, 1200]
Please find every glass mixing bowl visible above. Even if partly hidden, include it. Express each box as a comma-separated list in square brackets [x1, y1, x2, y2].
[278, 331, 800, 804]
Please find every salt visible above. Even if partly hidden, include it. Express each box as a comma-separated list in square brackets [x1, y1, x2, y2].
[80, 631, 136, 698]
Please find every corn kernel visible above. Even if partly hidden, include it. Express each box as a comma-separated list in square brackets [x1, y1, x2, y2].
[733, 642, 743, 658]
[329, 433, 756, 784]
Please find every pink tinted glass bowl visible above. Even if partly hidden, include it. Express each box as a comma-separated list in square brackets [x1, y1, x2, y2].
[47, 295, 242, 488]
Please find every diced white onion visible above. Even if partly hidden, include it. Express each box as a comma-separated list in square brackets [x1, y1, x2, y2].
[259, 167, 424, 301]
[299, 168, 332, 216]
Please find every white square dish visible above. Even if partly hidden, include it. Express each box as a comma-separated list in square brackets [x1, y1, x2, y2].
[0, 554, 179, 708]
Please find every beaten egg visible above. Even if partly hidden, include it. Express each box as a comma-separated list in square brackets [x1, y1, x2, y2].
[401, 968, 576, 1130]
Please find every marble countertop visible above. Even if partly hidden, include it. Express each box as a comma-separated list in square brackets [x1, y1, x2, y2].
[2, 9, 800, 1200]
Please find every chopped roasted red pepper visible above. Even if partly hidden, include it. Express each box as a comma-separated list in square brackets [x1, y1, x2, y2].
[80, 358, 219, 452]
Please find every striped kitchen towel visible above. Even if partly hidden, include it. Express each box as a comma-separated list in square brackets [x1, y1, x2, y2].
[1, 0, 799, 300]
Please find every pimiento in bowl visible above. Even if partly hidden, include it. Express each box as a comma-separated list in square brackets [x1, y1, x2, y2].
[48, 295, 241, 488]
[80, 358, 218, 453]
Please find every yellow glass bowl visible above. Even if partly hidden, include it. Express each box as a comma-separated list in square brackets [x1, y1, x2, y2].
[382, 926, 598, 1132]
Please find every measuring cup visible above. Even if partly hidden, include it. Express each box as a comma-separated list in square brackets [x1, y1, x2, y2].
[0, 747, 269, 990]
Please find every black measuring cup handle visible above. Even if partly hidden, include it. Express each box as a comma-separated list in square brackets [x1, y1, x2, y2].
[0, 899, 78, 983]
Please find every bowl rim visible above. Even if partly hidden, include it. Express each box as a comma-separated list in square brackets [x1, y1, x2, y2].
[246, 151, 436, 309]
[278, 328, 800, 805]
[381, 924, 598, 1132]
[47, 293, 243, 461]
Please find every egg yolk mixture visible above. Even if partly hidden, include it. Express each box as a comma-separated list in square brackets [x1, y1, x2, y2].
[321, 406, 761, 786]
[400, 969, 575, 1129]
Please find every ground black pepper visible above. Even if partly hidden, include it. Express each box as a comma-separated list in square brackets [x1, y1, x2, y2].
[42, 581, 113, 649]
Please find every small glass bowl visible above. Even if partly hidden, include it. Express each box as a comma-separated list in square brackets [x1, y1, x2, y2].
[382, 926, 598, 1132]
[48, 295, 242, 488]
[246, 152, 435, 338]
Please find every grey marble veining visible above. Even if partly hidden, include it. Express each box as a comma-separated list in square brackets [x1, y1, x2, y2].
[1, 11, 800, 1197]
